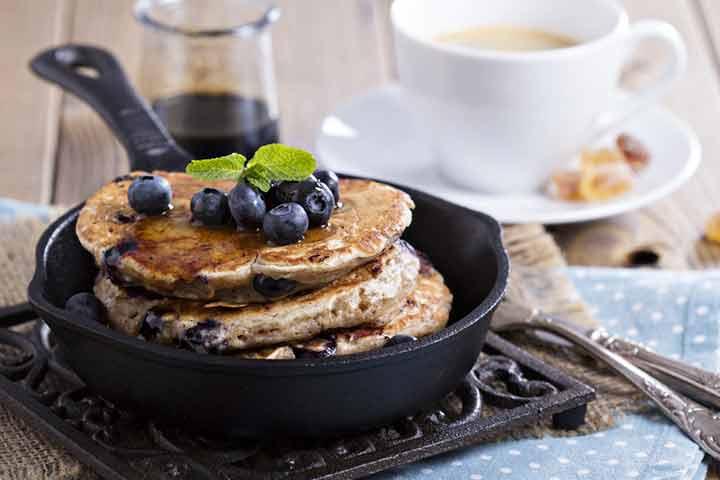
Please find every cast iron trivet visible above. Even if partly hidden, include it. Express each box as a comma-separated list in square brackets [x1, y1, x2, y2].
[0, 310, 594, 480]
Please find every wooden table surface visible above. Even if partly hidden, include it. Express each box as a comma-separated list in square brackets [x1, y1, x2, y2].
[3, 0, 720, 476]
[4, 0, 720, 270]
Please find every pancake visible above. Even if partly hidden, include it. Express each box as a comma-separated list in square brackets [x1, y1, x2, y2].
[95, 241, 420, 352]
[333, 264, 452, 355]
[240, 263, 452, 359]
[77, 172, 414, 303]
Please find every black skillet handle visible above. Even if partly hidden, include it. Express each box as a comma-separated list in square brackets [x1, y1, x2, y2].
[30, 44, 192, 172]
[0, 303, 37, 329]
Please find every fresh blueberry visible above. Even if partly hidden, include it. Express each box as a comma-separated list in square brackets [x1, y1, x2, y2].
[314, 170, 340, 204]
[263, 203, 309, 245]
[180, 319, 227, 354]
[265, 182, 281, 209]
[65, 292, 105, 324]
[191, 188, 230, 226]
[103, 240, 138, 268]
[269, 181, 298, 205]
[266, 181, 289, 207]
[102, 240, 138, 284]
[296, 180, 335, 227]
[228, 182, 266, 230]
[384, 334, 417, 347]
[139, 309, 164, 339]
[269, 175, 318, 205]
[127, 175, 172, 215]
[293, 337, 337, 359]
[253, 274, 298, 298]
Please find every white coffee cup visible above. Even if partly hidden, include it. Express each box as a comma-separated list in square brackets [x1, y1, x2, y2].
[391, 0, 686, 194]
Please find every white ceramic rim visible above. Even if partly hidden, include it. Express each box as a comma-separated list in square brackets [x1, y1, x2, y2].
[390, 0, 629, 63]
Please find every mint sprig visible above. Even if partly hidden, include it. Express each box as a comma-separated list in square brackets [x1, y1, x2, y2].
[184, 144, 317, 192]
[185, 153, 247, 181]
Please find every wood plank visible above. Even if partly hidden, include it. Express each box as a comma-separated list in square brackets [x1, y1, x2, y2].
[553, 0, 720, 269]
[52, 0, 142, 204]
[273, 0, 394, 150]
[370, 0, 397, 79]
[694, 0, 720, 270]
[698, 0, 720, 77]
[0, 1, 73, 203]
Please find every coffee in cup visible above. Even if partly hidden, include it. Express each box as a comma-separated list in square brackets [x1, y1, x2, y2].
[435, 25, 578, 52]
[391, 0, 686, 193]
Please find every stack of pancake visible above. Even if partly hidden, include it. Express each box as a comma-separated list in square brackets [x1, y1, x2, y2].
[76, 172, 452, 359]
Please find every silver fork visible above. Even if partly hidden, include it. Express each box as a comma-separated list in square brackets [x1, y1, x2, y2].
[494, 301, 720, 410]
[492, 301, 720, 461]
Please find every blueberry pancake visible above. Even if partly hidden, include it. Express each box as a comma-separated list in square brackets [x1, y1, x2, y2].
[240, 262, 452, 359]
[77, 172, 414, 303]
[94, 241, 420, 352]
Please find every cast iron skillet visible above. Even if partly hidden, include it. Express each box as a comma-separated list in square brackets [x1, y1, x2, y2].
[27, 45, 509, 437]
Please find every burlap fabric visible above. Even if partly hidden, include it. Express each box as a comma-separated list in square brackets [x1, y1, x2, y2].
[0, 215, 95, 480]
[0, 217, 645, 479]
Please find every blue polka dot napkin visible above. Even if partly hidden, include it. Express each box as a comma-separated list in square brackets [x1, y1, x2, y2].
[0, 199, 714, 479]
[376, 267, 718, 480]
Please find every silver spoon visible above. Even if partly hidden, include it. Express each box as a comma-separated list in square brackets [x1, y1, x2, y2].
[492, 302, 720, 461]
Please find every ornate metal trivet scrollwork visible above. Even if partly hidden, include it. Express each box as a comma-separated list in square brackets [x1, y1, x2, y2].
[0, 316, 595, 480]
[473, 355, 558, 408]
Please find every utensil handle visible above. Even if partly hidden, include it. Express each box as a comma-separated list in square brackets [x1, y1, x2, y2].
[29, 44, 192, 172]
[590, 20, 686, 140]
[532, 314, 720, 461]
[591, 329, 720, 410]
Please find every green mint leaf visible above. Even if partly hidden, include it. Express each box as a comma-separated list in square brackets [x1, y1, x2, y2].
[242, 163, 273, 191]
[184, 145, 316, 192]
[245, 174, 272, 192]
[241, 162, 274, 192]
[246, 144, 316, 185]
[185, 153, 247, 181]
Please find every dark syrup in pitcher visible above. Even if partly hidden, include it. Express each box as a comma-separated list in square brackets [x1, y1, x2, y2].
[152, 93, 280, 159]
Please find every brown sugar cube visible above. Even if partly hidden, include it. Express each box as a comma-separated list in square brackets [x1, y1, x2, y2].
[549, 170, 583, 201]
[580, 148, 625, 171]
[617, 133, 650, 172]
[578, 162, 634, 202]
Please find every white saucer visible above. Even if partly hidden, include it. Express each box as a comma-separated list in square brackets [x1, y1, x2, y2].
[315, 84, 701, 224]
